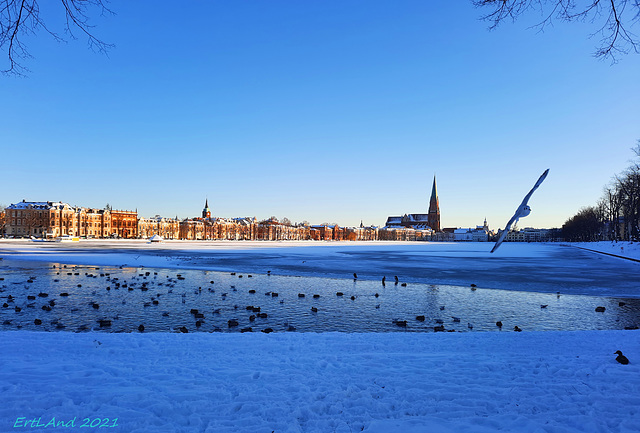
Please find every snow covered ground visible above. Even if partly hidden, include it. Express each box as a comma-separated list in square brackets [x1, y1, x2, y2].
[1, 330, 638, 433]
[568, 241, 640, 261]
[1, 240, 639, 432]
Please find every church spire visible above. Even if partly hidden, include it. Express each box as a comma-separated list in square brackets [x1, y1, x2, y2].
[202, 198, 211, 219]
[430, 176, 437, 204]
[428, 176, 440, 232]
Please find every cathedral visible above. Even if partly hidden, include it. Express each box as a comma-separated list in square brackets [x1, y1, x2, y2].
[384, 176, 441, 232]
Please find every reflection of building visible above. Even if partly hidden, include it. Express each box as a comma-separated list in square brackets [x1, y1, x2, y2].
[385, 176, 440, 231]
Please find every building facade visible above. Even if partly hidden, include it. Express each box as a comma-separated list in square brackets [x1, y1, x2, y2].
[2, 199, 404, 242]
[4, 197, 537, 243]
[4, 201, 135, 239]
[111, 210, 138, 238]
[504, 227, 550, 242]
[385, 176, 441, 232]
[452, 219, 491, 242]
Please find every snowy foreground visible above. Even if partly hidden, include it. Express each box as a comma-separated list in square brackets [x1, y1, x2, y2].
[1, 241, 639, 432]
[2, 330, 639, 433]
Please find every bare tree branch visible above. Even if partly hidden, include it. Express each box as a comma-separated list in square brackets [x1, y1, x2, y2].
[474, 0, 639, 61]
[0, 0, 113, 76]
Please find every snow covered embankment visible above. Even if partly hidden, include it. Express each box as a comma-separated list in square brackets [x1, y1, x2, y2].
[568, 241, 640, 261]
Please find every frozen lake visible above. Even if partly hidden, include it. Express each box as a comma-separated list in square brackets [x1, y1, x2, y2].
[1, 240, 639, 295]
[1, 241, 639, 433]
[1, 241, 639, 333]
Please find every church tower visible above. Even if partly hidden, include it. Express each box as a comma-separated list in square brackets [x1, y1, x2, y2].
[428, 176, 440, 232]
[202, 198, 211, 219]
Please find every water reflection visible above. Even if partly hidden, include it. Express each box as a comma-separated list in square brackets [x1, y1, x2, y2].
[1, 259, 639, 333]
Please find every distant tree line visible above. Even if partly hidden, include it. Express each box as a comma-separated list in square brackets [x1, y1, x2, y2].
[562, 141, 640, 241]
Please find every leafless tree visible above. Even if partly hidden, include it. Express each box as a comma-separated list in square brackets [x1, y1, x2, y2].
[280, 217, 292, 226]
[598, 184, 621, 239]
[1, 0, 113, 75]
[22, 209, 44, 237]
[474, 0, 640, 61]
[0, 204, 6, 236]
[594, 140, 640, 241]
[567, 141, 640, 241]
[615, 165, 640, 240]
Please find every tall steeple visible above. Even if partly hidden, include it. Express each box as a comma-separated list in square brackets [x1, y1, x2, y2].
[428, 176, 440, 232]
[202, 198, 211, 219]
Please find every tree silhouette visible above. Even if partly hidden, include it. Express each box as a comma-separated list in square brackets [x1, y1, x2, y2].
[1, 0, 113, 75]
[562, 206, 603, 241]
[0, 204, 5, 235]
[474, 0, 639, 61]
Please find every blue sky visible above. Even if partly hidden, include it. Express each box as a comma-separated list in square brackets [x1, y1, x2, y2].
[1, 1, 638, 229]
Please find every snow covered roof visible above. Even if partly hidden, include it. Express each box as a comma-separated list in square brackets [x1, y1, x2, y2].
[454, 228, 472, 234]
[407, 214, 429, 222]
[7, 201, 52, 209]
[411, 224, 432, 230]
[7, 201, 79, 210]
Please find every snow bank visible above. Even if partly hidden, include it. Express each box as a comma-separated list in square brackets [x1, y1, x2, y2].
[568, 241, 640, 261]
[1, 330, 638, 433]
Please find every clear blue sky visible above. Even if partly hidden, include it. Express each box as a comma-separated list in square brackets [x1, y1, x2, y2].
[1, 1, 639, 230]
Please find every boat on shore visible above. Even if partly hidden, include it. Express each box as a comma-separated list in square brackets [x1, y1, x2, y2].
[55, 235, 80, 242]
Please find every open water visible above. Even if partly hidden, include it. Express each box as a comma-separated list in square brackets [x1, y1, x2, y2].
[1, 259, 639, 333]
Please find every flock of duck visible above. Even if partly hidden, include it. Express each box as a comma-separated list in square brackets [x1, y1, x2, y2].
[0, 263, 638, 340]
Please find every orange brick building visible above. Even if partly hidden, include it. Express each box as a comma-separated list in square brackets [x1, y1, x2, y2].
[111, 210, 138, 238]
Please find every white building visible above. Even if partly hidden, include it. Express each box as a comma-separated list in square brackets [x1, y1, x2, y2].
[504, 228, 549, 242]
[453, 219, 490, 242]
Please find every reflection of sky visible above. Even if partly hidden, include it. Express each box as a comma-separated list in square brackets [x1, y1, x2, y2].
[1, 260, 638, 334]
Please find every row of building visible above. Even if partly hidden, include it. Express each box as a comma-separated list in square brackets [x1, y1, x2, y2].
[1, 200, 390, 241]
[2, 201, 138, 239]
[1, 186, 551, 242]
